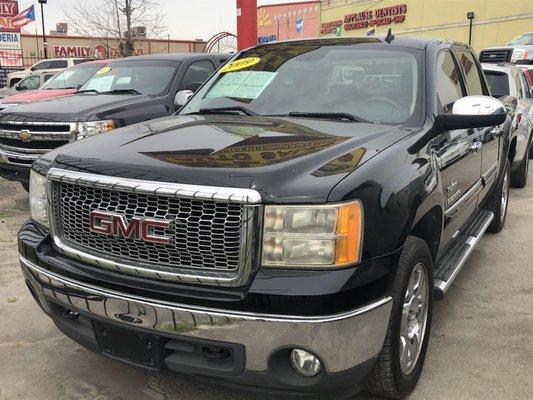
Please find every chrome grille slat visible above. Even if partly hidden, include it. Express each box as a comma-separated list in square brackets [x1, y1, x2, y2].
[47, 168, 261, 286]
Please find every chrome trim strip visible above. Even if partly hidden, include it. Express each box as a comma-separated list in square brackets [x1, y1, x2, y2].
[21, 254, 393, 372]
[0, 149, 37, 167]
[482, 162, 498, 184]
[0, 143, 50, 154]
[47, 167, 263, 204]
[444, 179, 482, 218]
[435, 212, 493, 295]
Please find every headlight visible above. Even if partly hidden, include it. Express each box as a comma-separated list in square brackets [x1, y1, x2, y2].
[76, 120, 114, 139]
[29, 170, 49, 228]
[511, 48, 529, 63]
[262, 200, 363, 268]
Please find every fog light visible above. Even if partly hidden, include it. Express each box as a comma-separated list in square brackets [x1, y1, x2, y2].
[290, 349, 321, 377]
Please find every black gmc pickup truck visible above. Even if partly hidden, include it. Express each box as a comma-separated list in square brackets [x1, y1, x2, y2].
[19, 38, 513, 399]
[0, 53, 229, 189]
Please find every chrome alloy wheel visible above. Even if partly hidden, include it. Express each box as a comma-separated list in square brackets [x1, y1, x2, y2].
[501, 169, 509, 224]
[399, 263, 429, 375]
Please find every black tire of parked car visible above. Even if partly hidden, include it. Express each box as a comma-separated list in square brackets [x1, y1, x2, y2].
[365, 236, 434, 399]
[529, 135, 533, 159]
[511, 151, 529, 188]
[487, 160, 511, 233]
[21, 182, 29, 192]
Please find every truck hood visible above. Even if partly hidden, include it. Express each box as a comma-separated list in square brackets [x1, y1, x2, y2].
[0, 93, 151, 122]
[44, 115, 413, 203]
[0, 88, 76, 104]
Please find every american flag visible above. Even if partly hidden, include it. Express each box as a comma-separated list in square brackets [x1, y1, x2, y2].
[11, 5, 35, 29]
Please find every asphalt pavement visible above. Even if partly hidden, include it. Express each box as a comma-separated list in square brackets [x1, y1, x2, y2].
[0, 176, 531, 400]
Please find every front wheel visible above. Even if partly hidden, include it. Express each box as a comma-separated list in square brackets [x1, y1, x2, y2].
[365, 236, 433, 399]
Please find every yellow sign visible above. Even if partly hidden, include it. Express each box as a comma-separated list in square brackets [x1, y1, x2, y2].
[220, 57, 260, 73]
[96, 66, 112, 75]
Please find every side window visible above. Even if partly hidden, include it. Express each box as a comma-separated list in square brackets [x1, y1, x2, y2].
[48, 60, 68, 69]
[436, 51, 465, 114]
[43, 74, 54, 83]
[33, 61, 49, 70]
[19, 75, 40, 90]
[180, 60, 215, 91]
[73, 59, 88, 65]
[456, 50, 485, 95]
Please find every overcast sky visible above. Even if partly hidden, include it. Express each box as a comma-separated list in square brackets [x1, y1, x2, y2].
[19, 0, 303, 40]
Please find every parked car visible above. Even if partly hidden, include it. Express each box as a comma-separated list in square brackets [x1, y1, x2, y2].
[20, 38, 513, 399]
[0, 53, 230, 189]
[5, 57, 92, 88]
[517, 65, 533, 90]
[482, 62, 533, 183]
[479, 33, 533, 65]
[0, 59, 108, 110]
[0, 71, 56, 99]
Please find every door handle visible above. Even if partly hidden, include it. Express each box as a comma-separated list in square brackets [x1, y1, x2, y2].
[469, 141, 483, 152]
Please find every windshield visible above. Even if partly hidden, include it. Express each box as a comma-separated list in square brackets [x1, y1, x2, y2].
[508, 33, 533, 46]
[484, 71, 510, 98]
[79, 60, 179, 95]
[41, 64, 105, 90]
[181, 41, 422, 125]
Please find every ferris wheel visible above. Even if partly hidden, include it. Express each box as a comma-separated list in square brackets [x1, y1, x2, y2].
[205, 32, 238, 53]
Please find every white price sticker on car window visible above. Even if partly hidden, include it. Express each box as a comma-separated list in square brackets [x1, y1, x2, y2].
[206, 71, 277, 99]
[85, 75, 114, 92]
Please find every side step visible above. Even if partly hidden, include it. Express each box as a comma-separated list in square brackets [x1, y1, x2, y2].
[433, 210, 494, 300]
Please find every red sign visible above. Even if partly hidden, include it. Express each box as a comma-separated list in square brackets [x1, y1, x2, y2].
[53, 44, 144, 59]
[322, 3, 407, 34]
[0, 0, 20, 32]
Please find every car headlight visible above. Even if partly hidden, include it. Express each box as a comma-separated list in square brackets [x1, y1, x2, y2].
[511, 48, 529, 63]
[262, 200, 363, 268]
[29, 170, 49, 228]
[76, 120, 114, 139]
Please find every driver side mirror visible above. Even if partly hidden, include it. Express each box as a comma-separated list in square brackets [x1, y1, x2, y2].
[174, 90, 194, 108]
[29, 66, 35, 71]
[15, 82, 23, 91]
[436, 95, 507, 132]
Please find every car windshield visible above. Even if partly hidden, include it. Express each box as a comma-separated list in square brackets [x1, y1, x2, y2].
[79, 60, 179, 96]
[484, 71, 510, 98]
[181, 41, 422, 125]
[41, 64, 105, 90]
[508, 33, 533, 45]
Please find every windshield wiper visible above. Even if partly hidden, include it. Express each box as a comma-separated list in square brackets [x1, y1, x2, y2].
[288, 111, 370, 123]
[192, 106, 258, 116]
[77, 89, 100, 94]
[102, 89, 142, 95]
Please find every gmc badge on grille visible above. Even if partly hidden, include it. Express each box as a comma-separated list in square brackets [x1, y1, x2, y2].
[89, 210, 171, 245]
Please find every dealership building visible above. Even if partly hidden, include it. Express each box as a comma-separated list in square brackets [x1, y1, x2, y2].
[319, 0, 533, 51]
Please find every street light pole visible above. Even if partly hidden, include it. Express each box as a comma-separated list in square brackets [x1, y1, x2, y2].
[38, 0, 48, 59]
[467, 12, 475, 46]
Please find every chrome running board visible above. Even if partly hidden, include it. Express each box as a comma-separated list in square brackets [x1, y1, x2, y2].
[434, 210, 494, 300]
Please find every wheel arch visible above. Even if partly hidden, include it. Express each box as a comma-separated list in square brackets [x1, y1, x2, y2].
[408, 205, 443, 262]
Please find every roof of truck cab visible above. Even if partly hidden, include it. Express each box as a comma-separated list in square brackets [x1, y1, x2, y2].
[109, 53, 231, 63]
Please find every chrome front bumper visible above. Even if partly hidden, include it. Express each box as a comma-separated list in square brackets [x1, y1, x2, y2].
[21, 255, 392, 373]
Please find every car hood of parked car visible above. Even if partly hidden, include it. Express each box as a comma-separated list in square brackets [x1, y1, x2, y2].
[0, 88, 77, 104]
[0, 93, 153, 122]
[39, 114, 417, 203]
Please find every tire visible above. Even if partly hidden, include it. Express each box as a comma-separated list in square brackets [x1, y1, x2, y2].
[486, 160, 510, 233]
[20, 181, 29, 192]
[511, 152, 529, 188]
[365, 236, 434, 399]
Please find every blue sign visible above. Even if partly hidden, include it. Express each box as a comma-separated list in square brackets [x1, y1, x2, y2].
[258, 35, 277, 44]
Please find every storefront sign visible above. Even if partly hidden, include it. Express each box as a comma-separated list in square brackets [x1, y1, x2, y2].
[322, 4, 407, 35]
[0, 31, 20, 50]
[53, 44, 143, 59]
[258, 34, 276, 44]
[0, 0, 19, 32]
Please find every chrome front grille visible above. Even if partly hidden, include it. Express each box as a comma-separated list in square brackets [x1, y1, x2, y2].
[0, 121, 76, 167]
[47, 168, 262, 286]
[479, 49, 513, 63]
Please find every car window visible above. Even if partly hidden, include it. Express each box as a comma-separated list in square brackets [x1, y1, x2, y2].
[19, 75, 41, 90]
[73, 59, 89, 65]
[484, 71, 510, 98]
[47, 60, 68, 69]
[180, 60, 215, 91]
[43, 74, 55, 83]
[436, 51, 465, 114]
[519, 72, 531, 98]
[508, 33, 533, 46]
[81, 60, 179, 95]
[42, 64, 104, 90]
[32, 60, 49, 70]
[456, 50, 486, 95]
[182, 44, 423, 125]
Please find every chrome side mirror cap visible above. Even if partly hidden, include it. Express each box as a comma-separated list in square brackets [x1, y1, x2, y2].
[452, 95, 506, 116]
[174, 90, 194, 108]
